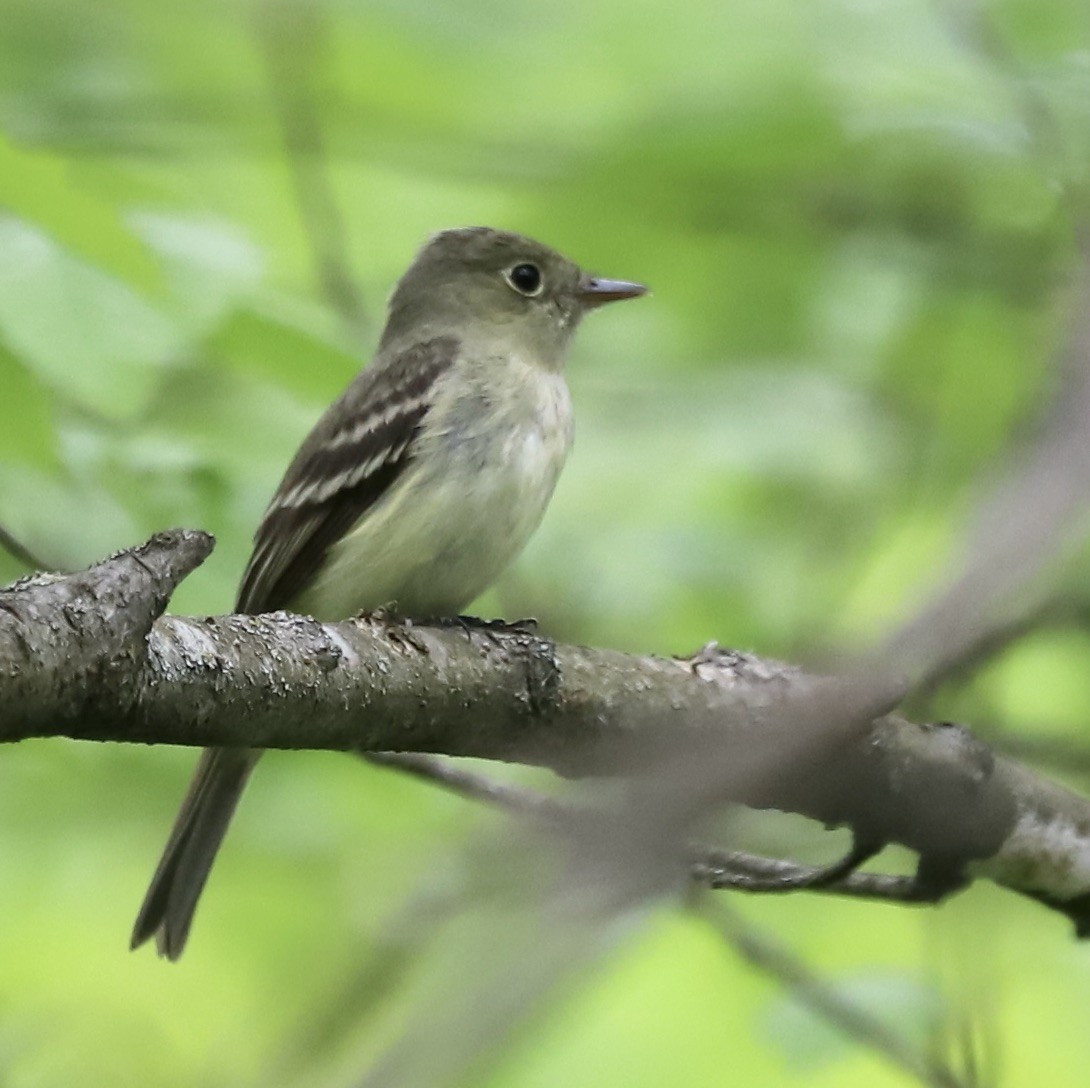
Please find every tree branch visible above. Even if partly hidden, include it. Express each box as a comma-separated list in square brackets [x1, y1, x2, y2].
[4, 529, 1090, 936]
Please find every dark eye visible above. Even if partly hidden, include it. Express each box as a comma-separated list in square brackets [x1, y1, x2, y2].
[506, 262, 543, 296]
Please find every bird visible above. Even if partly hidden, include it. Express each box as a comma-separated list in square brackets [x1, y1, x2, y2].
[131, 226, 647, 959]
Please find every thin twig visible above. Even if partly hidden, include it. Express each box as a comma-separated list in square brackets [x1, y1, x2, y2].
[272, 870, 467, 1080]
[0, 523, 49, 572]
[363, 752, 576, 823]
[691, 846, 932, 904]
[699, 898, 972, 1088]
[364, 753, 948, 907]
[257, 1, 368, 336]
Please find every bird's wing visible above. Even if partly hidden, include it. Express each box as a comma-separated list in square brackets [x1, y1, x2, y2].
[235, 336, 457, 614]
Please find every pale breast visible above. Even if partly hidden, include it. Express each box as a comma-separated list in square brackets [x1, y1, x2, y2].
[414, 359, 573, 605]
[301, 357, 573, 619]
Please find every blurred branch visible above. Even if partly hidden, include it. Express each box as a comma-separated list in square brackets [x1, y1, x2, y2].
[364, 751, 576, 822]
[5, 529, 1090, 934]
[883, 2, 1090, 703]
[279, 22, 1090, 1079]
[699, 899, 973, 1088]
[0, 522, 50, 572]
[274, 872, 467, 1081]
[558, 235, 1090, 978]
[325, 196, 1090, 1083]
[257, 1, 368, 336]
[367, 753, 937, 905]
[917, 595, 1090, 697]
[988, 729, 1090, 779]
[872, 240, 1090, 693]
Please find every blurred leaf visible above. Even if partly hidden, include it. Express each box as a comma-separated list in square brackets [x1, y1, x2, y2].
[129, 211, 266, 328]
[0, 462, 139, 570]
[206, 306, 360, 406]
[0, 216, 181, 418]
[0, 131, 162, 288]
[0, 341, 57, 468]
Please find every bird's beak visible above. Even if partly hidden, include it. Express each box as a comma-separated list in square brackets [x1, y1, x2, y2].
[578, 275, 649, 308]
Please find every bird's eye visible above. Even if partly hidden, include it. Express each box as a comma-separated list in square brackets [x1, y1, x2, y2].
[506, 262, 543, 297]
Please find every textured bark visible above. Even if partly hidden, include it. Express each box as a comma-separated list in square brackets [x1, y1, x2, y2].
[4, 529, 1090, 934]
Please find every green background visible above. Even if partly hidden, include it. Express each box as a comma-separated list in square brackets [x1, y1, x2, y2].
[1, 0, 1089, 1083]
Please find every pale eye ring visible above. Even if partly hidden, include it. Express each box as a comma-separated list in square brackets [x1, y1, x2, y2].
[505, 262, 544, 297]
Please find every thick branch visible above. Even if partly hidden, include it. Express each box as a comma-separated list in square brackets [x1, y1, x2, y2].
[4, 531, 1090, 933]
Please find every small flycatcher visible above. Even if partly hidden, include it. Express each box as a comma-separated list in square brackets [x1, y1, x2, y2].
[131, 226, 647, 959]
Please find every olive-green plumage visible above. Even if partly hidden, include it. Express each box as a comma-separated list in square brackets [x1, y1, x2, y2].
[131, 227, 646, 959]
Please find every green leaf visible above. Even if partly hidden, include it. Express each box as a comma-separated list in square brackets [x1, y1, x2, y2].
[128, 212, 265, 328]
[0, 216, 182, 418]
[0, 132, 162, 290]
[207, 306, 360, 406]
[0, 340, 57, 468]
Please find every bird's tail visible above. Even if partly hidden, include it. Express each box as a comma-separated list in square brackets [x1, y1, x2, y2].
[131, 747, 259, 960]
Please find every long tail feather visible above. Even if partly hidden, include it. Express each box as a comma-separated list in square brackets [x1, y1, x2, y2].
[131, 748, 260, 960]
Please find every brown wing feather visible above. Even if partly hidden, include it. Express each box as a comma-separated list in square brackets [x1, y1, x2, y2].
[236, 337, 457, 614]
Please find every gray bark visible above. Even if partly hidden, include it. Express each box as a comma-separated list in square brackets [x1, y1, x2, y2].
[3, 528, 1090, 934]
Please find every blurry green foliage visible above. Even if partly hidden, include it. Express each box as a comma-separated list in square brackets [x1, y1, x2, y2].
[0, 0, 1089, 1084]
